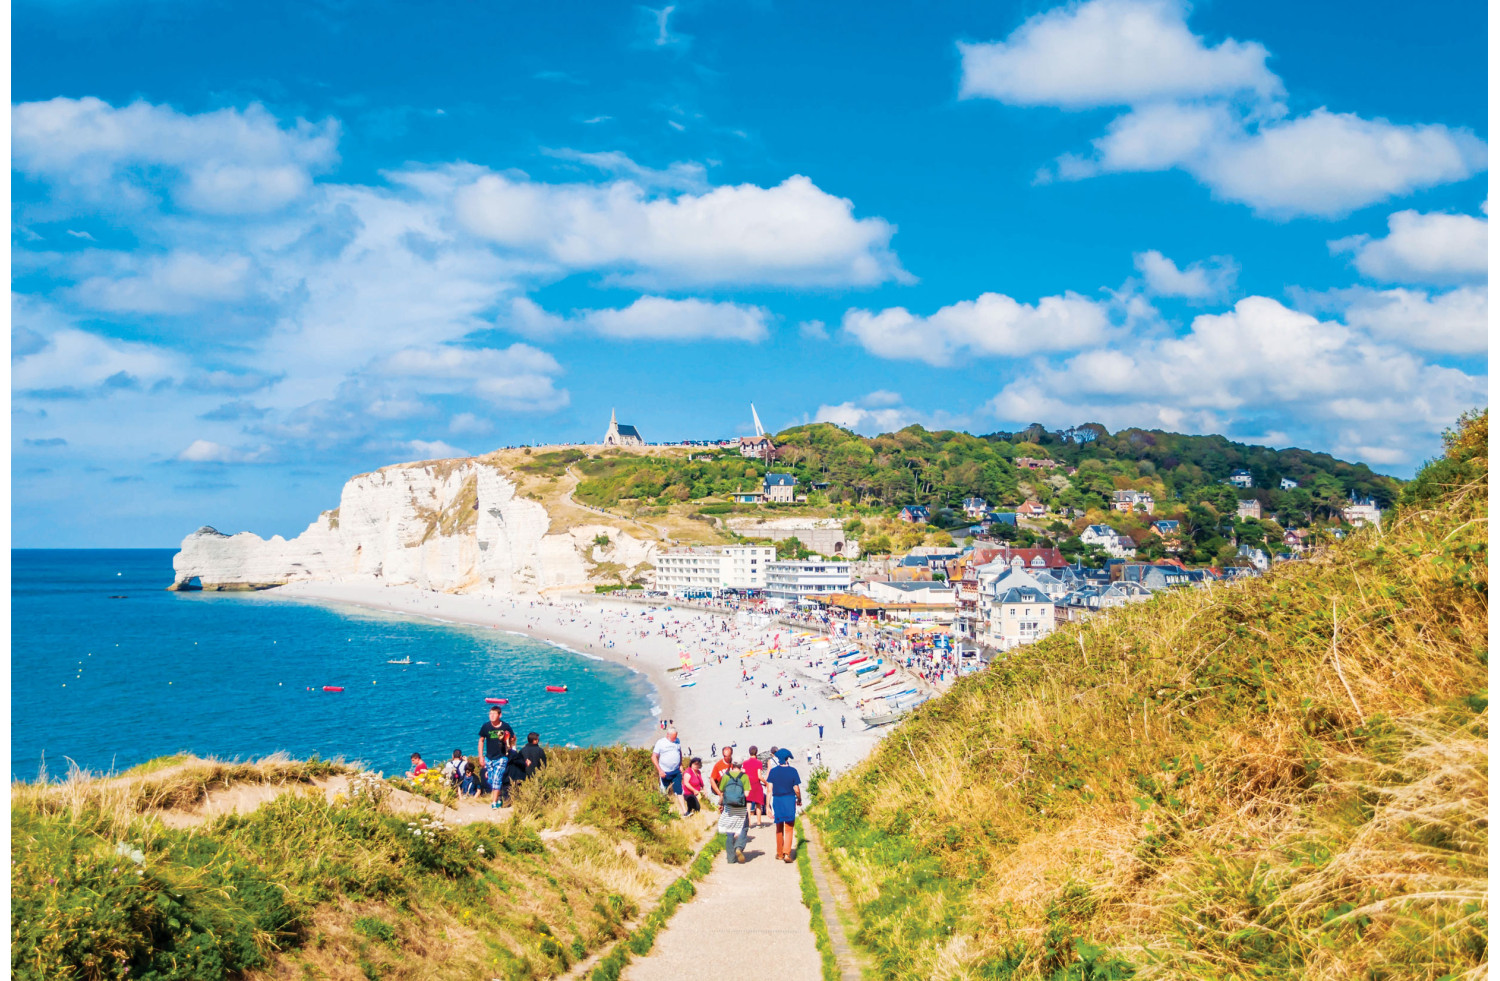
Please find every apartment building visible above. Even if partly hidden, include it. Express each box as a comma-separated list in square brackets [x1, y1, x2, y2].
[653, 545, 775, 597]
[764, 559, 853, 608]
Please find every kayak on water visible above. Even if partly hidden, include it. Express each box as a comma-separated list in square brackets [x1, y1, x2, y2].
[322, 686, 344, 692]
[545, 685, 568, 693]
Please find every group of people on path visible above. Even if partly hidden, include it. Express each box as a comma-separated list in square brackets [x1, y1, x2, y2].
[652, 729, 803, 865]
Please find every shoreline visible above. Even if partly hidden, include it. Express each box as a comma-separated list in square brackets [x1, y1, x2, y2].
[265, 581, 684, 746]
[266, 580, 885, 772]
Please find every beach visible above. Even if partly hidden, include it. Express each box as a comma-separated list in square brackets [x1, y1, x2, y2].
[269, 581, 887, 773]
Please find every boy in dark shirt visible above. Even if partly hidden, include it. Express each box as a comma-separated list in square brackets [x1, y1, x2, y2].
[518, 731, 547, 775]
[477, 705, 516, 810]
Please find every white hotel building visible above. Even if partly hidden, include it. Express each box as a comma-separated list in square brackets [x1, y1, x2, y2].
[765, 559, 853, 608]
[653, 545, 775, 597]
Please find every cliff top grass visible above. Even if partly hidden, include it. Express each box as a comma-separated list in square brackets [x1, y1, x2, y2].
[12, 747, 701, 981]
[812, 412, 1488, 981]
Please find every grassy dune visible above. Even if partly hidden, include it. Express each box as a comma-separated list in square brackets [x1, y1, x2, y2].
[813, 414, 1487, 980]
[12, 748, 702, 980]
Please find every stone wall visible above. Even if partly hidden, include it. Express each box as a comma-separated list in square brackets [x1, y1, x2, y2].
[725, 517, 860, 559]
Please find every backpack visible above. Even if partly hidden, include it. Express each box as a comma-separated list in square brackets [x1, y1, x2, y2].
[721, 775, 747, 808]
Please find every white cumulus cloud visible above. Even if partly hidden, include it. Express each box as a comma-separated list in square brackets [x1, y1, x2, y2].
[1133, 249, 1238, 299]
[511, 296, 771, 342]
[959, 0, 1280, 108]
[967, 2, 1487, 218]
[177, 439, 270, 463]
[841, 291, 1114, 366]
[12, 97, 338, 214]
[813, 391, 967, 435]
[986, 295, 1486, 468]
[71, 251, 258, 315]
[373, 343, 570, 412]
[454, 172, 905, 288]
[1330, 207, 1489, 284]
[1334, 286, 1488, 355]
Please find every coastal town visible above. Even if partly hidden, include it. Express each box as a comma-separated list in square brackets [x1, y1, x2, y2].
[565, 408, 1395, 731]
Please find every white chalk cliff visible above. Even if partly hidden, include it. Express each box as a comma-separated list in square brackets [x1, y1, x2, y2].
[171, 458, 656, 594]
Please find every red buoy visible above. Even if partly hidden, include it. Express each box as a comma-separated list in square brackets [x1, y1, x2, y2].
[322, 686, 344, 692]
[485, 697, 509, 705]
[545, 685, 568, 693]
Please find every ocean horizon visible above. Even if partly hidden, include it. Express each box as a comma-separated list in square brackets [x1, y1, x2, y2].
[10, 549, 658, 781]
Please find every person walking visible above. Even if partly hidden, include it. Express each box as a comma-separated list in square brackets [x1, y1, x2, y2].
[478, 704, 516, 810]
[766, 748, 803, 863]
[652, 726, 688, 815]
[683, 757, 705, 816]
[717, 759, 751, 864]
[742, 745, 767, 829]
[708, 745, 734, 794]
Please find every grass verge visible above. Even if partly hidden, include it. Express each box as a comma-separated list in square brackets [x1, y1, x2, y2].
[811, 412, 1489, 980]
[798, 838, 842, 981]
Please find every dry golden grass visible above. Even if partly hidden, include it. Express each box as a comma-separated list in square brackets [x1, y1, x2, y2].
[12, 747, 703, 980]
[815, 419, 1488, 980]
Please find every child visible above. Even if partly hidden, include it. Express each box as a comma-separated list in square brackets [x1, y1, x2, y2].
[683, 757, 705, 816]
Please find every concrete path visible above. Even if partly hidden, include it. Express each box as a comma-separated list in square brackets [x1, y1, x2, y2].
[623, 823, 823, 981]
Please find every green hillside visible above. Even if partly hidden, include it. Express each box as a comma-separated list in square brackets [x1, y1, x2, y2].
[558, 424, 1400, 560]
[810, 413, 1487, 980]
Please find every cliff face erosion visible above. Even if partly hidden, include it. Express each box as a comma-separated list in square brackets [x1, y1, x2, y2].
[171, 457, 656, 594]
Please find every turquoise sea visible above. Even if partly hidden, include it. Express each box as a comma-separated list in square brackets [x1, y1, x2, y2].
[10, 550, 658, 780]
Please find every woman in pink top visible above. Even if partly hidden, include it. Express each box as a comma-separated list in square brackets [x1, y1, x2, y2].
[741, 745, 767, 828]
[683, 757, 706, 816]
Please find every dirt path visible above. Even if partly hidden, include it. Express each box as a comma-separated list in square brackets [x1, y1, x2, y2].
[622, 821, 823, 981]
[562, 465, 670, 542]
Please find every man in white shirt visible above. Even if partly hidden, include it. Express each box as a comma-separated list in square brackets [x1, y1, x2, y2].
[652, 727, 687, 815]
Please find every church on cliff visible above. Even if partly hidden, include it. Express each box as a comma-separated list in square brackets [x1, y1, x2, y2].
[603, 409, 644, 447]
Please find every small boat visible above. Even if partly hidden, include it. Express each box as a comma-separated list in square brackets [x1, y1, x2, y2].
[485, 697, 509, 705]
[545, 684, 568, 693]
[322, 686, 344, 692]
[386, 657, 412, 665]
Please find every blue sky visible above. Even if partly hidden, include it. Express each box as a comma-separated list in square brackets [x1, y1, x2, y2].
[12, 0, 1489, 546]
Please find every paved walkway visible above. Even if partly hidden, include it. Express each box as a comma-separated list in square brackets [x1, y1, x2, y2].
[623, 823, 824, 981]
